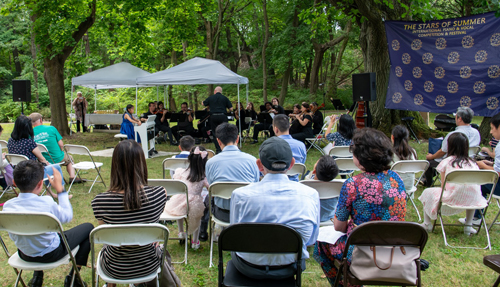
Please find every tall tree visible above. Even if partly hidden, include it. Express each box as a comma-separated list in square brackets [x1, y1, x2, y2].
[262, 0, 270, 102]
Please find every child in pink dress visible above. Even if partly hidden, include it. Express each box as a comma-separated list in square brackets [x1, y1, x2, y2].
[164, 146, 209, 249]
[419, 133, 486, 235]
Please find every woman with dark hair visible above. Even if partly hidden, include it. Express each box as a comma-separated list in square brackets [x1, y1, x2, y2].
[7, 116, 66, 198]
[289, 102, 314, 142]
[324, 114, 356, 147]
[234, 102, 247, 133]
[164, 146, 209, 250]
[311, 102, 324, 134]
[314, 128, 407, 285]
[419, 132, 484, 235]
[91, 140, 169, 286]
[391, 125, 418, 190]
[120, 104, 142, 141]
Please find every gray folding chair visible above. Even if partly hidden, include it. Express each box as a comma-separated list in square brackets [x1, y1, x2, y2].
[286, 163, 307, 180]
[431, 170, 498, 250]
[36, 143, 63, 165]
[334, 157, 359, 178]
[63, 144, 106, 193]
[90, 223, 169, 287]
[148, 179, 189, 264]
[301, 180, 344, 226]
[0, 142, 18, 199]
[329, 146, 352, 158]
[391, 160, 430, 222]
[208, 182, 250, 268]
[161, 158, 189, 179]
[0, 212, 83, 287]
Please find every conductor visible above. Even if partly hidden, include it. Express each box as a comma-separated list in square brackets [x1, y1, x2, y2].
[203, 86, 233, 154]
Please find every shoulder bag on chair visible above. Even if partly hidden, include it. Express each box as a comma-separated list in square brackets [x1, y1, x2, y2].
[350, 245, 420, 285]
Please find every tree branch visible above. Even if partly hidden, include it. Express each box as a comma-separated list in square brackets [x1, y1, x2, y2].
[62, 0, 96, 61]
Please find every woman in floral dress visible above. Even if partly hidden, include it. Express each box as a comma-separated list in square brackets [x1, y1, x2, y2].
[314, 128, 407, 286]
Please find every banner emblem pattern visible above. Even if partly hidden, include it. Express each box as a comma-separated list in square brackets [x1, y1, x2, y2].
[462, 35, 474, 48]
[413, 67, 422, 78]
[448, 52, 459, 64]
[474, 81, 486, 94]
[447, 81, 459, 93]
[423, 53, 433, 64]
[460, 96, 471, 107]
[460, 66, 472, 79]
[393, 92, 403, 103]
[405, 80, 413, 91]
[424, 81, 434, 92]
[488, 65, 500, 78]
[414, 94, 424, 105]
[395, 66, 403, 77]
[491, 33, 500, 46]
[402, 53, 411, 64]
[392, 40, 400, 51]
[436, 95, 446, 107]
[475, 50, 488, 63]
[411, 39, 422, 50]
[487, 97, 499, 110]
[436, 38, 447, 49]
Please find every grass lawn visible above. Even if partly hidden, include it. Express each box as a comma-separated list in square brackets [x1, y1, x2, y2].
[1, 115, 499, 287]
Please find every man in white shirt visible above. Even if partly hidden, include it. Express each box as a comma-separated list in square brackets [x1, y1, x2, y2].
[422, 107, 480, 186]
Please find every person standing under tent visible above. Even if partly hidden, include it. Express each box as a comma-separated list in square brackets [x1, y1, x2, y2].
[71, 91, 88, 133]
[202, 86, 233, 154]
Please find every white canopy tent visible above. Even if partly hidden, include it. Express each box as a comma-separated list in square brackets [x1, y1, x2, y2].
[136, 57, 250, 146]
[71, 62, 155, 113]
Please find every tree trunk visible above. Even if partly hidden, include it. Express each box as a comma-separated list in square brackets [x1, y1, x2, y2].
[43, 56, 69, 135]
[262, 0, 269, 102]
[12, 47, 22, 76]
[304, 57, 312, 88]
[310, 43, 325, 96]
[479, 117, 491, 145]
[169, 85, 177, 111]
[279, 63, 293, 105]
[30, 25, 39, 108]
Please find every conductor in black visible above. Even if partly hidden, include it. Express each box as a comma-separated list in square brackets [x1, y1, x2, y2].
[202, 86, 233, 153]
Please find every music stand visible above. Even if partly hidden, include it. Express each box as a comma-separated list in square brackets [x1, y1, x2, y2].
[284, 110, 293, 115]
[195, 110, 209, 120]
[170, 113, 187, 123]
[257, 112, 273, 124]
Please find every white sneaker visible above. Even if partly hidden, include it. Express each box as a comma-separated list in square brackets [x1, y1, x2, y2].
[458, 217, 482, 226]
[191, 241, 200, 250]
[464, 226, 477, 235]
[420, 222, 433, 232]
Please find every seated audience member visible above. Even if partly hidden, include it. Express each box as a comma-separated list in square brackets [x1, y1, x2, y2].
[391, 125, 418, 190]
[422, 107, 480, 187]
[324, 114, 355, 148]
[30, 113, 80, 184]
[172, 102, 196, 142]
[120, 104, 142, 142]
[466, 113, 500, 225]
[272, 114, 307, 181]
[419, 133, 484, 235]
[9, 116, 67, 198]
[314, 128, 406, 285]
[170, 135, 195, 178]
[289, 102, 314, 143]
[480, 137, 497, 161]
[199, 123, 260, 241]
[3, 161, 93, 287]
[311, 155, 340, 222]
[230, 137, 320, 279]
[251, 101, 273, 144]
[91, 140, 180, 287]
[311, 102, 324, 134]
[165, 146, 210, 250]
[141, 102, 176, 145]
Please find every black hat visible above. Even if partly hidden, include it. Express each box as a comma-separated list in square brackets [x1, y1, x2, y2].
[259, 137, 293, 171]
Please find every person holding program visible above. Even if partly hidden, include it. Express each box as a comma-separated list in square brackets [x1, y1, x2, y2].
[165, 146, 210, 250]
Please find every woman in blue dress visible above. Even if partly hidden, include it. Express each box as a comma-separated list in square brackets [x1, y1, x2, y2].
[120, 104, 142, 142]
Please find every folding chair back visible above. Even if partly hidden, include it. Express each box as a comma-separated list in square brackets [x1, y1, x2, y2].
[334, 158, 359, 176]
[287, 163, 306, 180]
[162, 158, 189, 178]
[37, 143, 57, 164]
[208, 182, 250, 268]
[5, 154, 29, 167]
[206, 149, 215, 159]
[63, 144, 106, 193]
[300, 180, 343, 199]
[469, 146, 480, 158]
[337, 221, 428, 287]
[90, 223, 169, 286]
[0, 140, 8, 151]
[329, 146, 352, 158]
[0, 212, 83, 287]
[218, 223, 303, 287]
[435, 170, 498, 250]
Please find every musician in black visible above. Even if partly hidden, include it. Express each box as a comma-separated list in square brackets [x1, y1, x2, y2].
[271, 97, 285, 115]
[251, 101, 273, 144]
[234, 102, 247, 134]
[289, 102, 314, 143]
[155, 101, 177, 145]
[311, 102, 324, 134]
[202, 86, 233, 153]
[197, 107, 212, 143]
[171, 102, 196, 142]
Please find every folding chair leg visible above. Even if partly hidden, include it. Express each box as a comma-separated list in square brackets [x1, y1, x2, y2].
[171, 218, 188, 265]
[14, 269, 23, 287]
[489, 199, 500, 231]
[96, 167, 106, 188]
[1, 238, 26, 287]
[494, 275, 500, 287]
[408, 195, 422, 222]
[67, 170, 81, 193]
[209, 221, 215, 268]
[439, 211, 491, 250]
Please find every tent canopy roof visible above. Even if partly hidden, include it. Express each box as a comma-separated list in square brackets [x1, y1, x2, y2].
[136, 57, 249, 85]
[72, 62, 152, 90]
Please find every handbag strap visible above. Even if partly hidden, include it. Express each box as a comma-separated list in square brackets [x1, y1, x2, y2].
[371, 246, 395, 270]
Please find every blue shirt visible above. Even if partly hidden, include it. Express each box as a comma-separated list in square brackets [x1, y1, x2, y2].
[2, 192, 72, 256]
[230, 173, 320, 266]
[278, 135, 307, 181]
[206, 145, 260, 210]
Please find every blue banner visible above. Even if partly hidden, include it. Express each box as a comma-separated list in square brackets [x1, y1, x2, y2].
[385, 12, 500, 117]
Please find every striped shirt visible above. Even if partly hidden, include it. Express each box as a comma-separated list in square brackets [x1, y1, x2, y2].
[91, 185, 167, 279]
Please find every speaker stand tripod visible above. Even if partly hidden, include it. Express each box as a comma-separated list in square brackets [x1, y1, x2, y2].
[21, 102, 24, 115]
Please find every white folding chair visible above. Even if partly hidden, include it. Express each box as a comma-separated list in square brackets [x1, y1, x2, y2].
[68, 113, 77, 135]
[36, 143, 64, 165]
[5, 154, 29, 167]
[148, 179, 189, 265]
[329, 146, 353, 158]
[162, 158, 189, 179]
[301, 180, 344, 226]
[208, 182, 250, 268]
[286, 163, 307, 180]
[391, 160, 430, 222]
[431, 170, 498, 250]
[469, 146, 480, 158]
[334, 157, 359, 178]
[306, 116, 330, 154]
[63, 144, 106, 193]
[206, 149, 215, 159]
[0, 212, 83, 287]
[90, 223, 169, 287]
[0, 145, 19, 199]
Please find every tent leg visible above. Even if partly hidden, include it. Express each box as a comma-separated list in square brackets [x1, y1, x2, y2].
[94, 87, 97, 111]
[70, 86, 73, 135]
[135, 86, 138, 115]
[237, 84, 241, 148]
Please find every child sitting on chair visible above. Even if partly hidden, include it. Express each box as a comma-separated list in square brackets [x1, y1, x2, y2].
[2, 160, 93, 287]
[311, 155, 340, 222]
